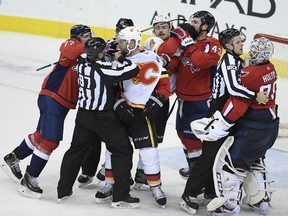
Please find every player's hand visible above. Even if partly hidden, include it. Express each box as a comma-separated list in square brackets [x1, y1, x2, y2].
[113, 98, 134, 120]
[143, 94, 165, 119]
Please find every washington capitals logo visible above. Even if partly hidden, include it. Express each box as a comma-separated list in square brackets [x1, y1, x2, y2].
[239, 69, 249, 77]
[181, 57, 200, 73]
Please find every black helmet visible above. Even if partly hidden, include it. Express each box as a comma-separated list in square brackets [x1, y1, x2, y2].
[191, 10, 215, 32]
[85, 37, 107, 60]
[116, 18, 134, 34]
[219, 28, 241, 48]
[70, 24, 91, 40]
[179, 23, 198, 39]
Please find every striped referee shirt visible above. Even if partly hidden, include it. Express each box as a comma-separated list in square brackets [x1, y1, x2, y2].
[211, 52, 256, 107]
[76, 55, 139, 111]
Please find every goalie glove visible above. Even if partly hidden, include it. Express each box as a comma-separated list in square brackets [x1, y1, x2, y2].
[191, 110, 234, 141]
[143, 94, 165, 119]
[113, 98, 134, 120]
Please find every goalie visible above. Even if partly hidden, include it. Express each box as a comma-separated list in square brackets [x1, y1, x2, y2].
[191, 37, 279, 215]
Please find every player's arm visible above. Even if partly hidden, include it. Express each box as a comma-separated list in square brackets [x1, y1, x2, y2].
[183, 40, 222, 69]
[143, 69, 169, 119]
[221, 97, 250, 122]
[60, 38, 85, 60]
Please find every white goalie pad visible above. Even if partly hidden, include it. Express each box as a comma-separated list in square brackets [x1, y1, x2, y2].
[208, 136, 245, 212]
[242, 161, 272, 205]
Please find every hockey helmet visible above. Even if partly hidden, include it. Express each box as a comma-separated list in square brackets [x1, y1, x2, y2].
[152, 15, 171, 26]
[85, 37, 108, 60]
[117, 26, 142, 46]
[189, 10, 215, 32]
[116, 18, 134, 34]
[70, 24, 92, 41]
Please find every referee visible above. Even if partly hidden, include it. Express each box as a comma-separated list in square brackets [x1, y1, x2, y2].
[57, 37, 140, 208]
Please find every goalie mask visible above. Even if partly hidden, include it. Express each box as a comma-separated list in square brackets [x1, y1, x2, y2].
[117, 26, 142, 54]
[249, 37, 274, 66]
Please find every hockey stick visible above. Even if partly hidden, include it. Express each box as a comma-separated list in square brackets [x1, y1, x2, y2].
[167, 96, 178, 120]
[36, 58, 68, 71]
[141, 18, 187, 33]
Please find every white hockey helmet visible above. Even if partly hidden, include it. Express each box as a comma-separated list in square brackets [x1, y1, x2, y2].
[249, 37, 274, 65]
[117, 26, 142, 47]
[152, 15, 171, 26]
[144, 37, 164, 52]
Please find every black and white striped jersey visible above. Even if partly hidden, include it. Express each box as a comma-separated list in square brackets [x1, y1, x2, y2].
[76, 55, 139, 111]
[211, 52, 256, 108]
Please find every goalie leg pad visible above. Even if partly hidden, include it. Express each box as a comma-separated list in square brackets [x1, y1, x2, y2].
[209, 136, 245, 212]
[242, 159, 272, 215]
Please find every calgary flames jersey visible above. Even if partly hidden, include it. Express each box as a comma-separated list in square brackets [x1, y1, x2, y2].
[121, 50, 163, 108]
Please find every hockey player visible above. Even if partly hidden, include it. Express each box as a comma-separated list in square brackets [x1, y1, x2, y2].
[57, 37, 140, 208]
[179, 28, 269, 214]
[95, 26, 170, 208]
[1, 25, 93, 198]
[133, 14, 174, 191]
[191, 37, 278, 215]
[163, 11, 222, 179]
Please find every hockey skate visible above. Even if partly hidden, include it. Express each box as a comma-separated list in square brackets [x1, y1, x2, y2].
[134, 169, 149, 191]
[111, 195, 140, 209]
[95, 183, 113, 204]
[1, 150, 23, 182]
[96, 164, 105, 181]
[150, 185, 167, 208]
[77, 174, 94, 188]
[179, 194, 199, 214]
[18, 167, 43, 199]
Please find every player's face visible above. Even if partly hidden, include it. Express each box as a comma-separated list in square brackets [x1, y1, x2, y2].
[232, 35, 244, 56]
[153, 23, 170, 41]
[189, 17, 202, 33]
[118, 39, 137, 55]
[80, 32, 92, 44]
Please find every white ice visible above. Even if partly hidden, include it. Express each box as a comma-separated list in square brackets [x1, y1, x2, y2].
[0, 32, 287, 215]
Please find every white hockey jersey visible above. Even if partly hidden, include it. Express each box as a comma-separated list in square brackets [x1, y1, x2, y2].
[121, 50, 163, 108]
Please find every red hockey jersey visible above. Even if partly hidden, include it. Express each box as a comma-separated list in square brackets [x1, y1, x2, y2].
[39, 38, 84, 109]
[222, 62, 277, 121]
[176, 36, 222, 101]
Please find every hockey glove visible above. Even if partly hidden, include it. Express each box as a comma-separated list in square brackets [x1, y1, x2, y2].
[170, 27, 194, 50]
[191, 111, 234, 141]
[113, 98, 134, 120]
[180, 37, 194, 50]
[143, 94, 165, 119]
[160, 54, 171, 68]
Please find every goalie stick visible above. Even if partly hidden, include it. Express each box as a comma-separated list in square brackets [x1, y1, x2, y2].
[36, 58, 68, 71]
[140, 18, 187, 33]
